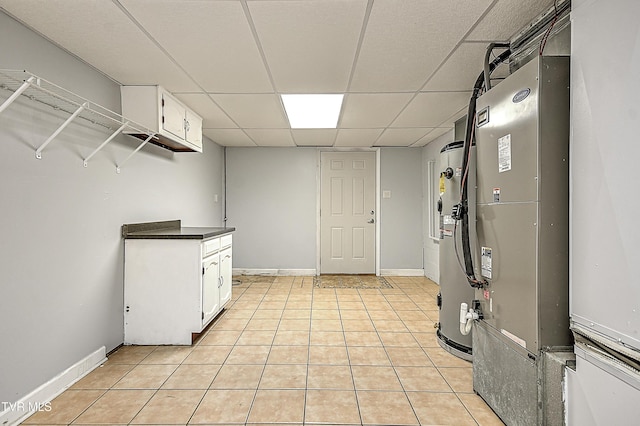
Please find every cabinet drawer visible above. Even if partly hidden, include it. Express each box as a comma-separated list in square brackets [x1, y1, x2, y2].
[203, 238, 220, 256]
[221, 234, 232, 249]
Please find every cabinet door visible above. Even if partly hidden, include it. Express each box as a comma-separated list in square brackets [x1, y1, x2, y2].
[219, 246, 232, 307]
[162, 92, 186, 141]
[202, 253, 220, 326]
[185, 108, 203, 151]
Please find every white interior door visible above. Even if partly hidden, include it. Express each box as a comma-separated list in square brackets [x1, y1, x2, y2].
[320, 151, 376, 274]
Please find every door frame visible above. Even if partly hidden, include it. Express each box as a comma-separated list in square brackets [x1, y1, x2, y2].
[316, 148, 380, 276]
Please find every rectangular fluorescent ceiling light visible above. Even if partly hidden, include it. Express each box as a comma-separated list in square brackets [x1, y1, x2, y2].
[281, 94, 344, 128]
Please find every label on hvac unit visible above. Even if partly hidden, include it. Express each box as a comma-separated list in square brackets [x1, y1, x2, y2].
[455, 167, 462, 177]
[481, 247, 492, 279]
[501, 329, 527, 349]
[493, 188, 500, 203]
[443, 215, 455, 225]
[498, 134, 512, 173]
[442, 229, 453, 238]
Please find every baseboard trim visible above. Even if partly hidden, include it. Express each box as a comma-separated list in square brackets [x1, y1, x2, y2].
[1, 346, 107, 426]
[233, 268, 316, 276]
[380, 268, 425, 276]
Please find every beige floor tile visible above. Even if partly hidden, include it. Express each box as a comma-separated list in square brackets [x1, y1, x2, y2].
[424, 346, 472, 368]
[212, 317, 250, 330]
[225, 345, 270, 364]
[311, 309, 341, 320]
[267, 345, 309, 364]
[386, 347, 433, 367]
[378, 332, 420, 347]
[199, 329, 242, 346]
[221, 308, 255, 319]
[338, 301, 366, 310]
[311, 319, 343, 331]
[306, 365, 354, 389]
[258, 300, 286, 310]
[231, 301, 260, 310]
[344, 331, 382, 347]
[278, 318, 311, 331]
[395, 366, 452, 392]
[372, 319, 409, 332]
[341, 319, 376, 332]
[72, 389, 155, 424]
[340, 309, 371, 320]
[412, 332, 441, 347]
[22, 389, 105, 424]
[210, 364, 264, 389]
[273, 330, 310, 346]
[407, 392, 476, 425]
[182, 346, 233, 364]
[161, 364, 220, 389]
[351, 366, 403, 390]
[364, 302, 394, 311]
[403, 320, 436, 333]
[245, 318, 280, 330]
[439, 366, 474, 393]
[113, 364, 178, 389]
[130, 389, 204, 424]
[305, 390, 361, 424]
[251, 309, 283, 319]
[285, 300, 312, 310]
[357, 390, 419, 425]
[347, 346, 390, 366]
[367, 309, 399, 320]
[105, 345, 156, 364]
[309, 345, 350, 365]
[189, 389, 254, 424]
[236, 330, 276, 346]
[310, 330, 345, 346]
[281, 309, 311, 320]
[259, 364, 307, 389]
[247, 389, 305, 423]
[70, 363, 133, 389]
[458, 393, 506, 426]
[140, 346, 193, 365]
[396, 310, 430, 321]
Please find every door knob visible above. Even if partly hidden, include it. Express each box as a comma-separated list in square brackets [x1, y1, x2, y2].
[367, 219, 375, 224]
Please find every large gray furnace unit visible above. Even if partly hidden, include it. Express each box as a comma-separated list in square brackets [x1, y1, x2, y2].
[472, 55, 573, 425]
[437, 141, 474, 361]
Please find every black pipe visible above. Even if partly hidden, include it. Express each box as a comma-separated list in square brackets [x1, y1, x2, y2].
[484, 43, 510, 91]
[458, 47, 511, 288]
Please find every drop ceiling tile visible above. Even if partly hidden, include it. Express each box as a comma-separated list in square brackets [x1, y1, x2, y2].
[350, 0, 493, 92]
[339, 93, 414, 128]
[392, 92, 471, 128]
[203, 129, 257, 147]
[467, 0, 556, 41]
[173, 93, 238, 128]
[424, 42, 509, 91]
[291, 129, 337, 146]
[248, 0, 367, 92]
[334, 129, 384, 147]
[244, 129, 296, 147]
[120, 0, 273, 93]
[374, 128, 432, 147]
[412, 127, 453, 147]
[210, 94, 288, 129]
[0, 0, 198, 91]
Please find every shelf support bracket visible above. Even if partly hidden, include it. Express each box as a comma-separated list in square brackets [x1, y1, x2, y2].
[35, 102, 87, 159]
[0, 76, 35, 115]
[83, 121, 129, 167]
[116, 133, 156, 174]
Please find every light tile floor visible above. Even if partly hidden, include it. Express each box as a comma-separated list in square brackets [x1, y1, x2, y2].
[23, 275, 504, 425]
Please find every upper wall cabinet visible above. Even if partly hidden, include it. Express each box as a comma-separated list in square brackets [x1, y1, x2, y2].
[121, 85, 203, 153]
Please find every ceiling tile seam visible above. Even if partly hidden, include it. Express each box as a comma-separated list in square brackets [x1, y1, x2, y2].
[240, 0, 299, 146]
[382, 0, 502, 133]
[111, 0, 258, 147]
[340, 0, 374, 105]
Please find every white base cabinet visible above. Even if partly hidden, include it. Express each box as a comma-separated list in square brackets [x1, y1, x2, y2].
[124, 234, 232, 345]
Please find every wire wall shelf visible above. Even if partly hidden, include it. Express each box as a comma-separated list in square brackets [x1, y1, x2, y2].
[0, 69, 157, 172]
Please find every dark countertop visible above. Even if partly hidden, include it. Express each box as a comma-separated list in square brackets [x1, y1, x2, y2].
[122, 220, 235, 240]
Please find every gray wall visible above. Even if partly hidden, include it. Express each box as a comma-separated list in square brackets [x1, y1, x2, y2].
[226, 147, 425, 272]
[0, 12, 224, 402]
[379, 148, 424, 270]
[226, 147, 318, 270]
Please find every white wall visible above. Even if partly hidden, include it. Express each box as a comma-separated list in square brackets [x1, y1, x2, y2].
[0, 12, 224, 403]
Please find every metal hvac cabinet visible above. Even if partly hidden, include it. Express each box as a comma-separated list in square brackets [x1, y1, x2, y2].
[472, 56, 573, 425]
